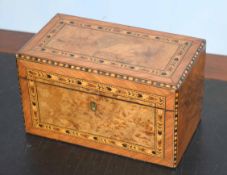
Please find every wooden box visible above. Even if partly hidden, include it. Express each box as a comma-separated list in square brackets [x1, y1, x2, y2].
[16, 14, 206, 167]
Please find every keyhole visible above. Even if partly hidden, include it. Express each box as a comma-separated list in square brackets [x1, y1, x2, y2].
[90, 101, 97, 111]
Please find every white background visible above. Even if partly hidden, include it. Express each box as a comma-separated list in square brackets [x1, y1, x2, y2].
[0, 0, 226, 55]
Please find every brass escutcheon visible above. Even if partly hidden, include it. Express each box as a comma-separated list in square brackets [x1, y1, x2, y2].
[90, 101, 97, 111]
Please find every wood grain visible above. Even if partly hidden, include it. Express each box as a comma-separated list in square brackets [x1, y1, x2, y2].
[176, 48, 206, 166]
[1, 30, 226, 81]
[36, 81, 158, 150]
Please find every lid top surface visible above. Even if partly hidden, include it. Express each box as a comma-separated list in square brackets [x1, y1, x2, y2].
[18, 14, 205, 89]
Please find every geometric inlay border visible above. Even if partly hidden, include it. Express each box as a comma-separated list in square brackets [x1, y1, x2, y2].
[33, 18, 192, 77]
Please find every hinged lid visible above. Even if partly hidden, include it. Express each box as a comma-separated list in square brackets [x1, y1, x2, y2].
[17, 14, 205, 90]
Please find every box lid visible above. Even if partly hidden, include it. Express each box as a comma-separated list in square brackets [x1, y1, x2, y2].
[17, 14, 205, 90]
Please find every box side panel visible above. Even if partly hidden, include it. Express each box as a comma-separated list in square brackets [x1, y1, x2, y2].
[176, 49, 206, 166]
[18, 78, 33, 132]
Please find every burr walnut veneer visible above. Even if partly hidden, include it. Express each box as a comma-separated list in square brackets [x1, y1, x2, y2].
[16, 14, 206, 168]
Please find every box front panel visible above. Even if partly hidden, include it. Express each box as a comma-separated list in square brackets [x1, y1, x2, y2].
[18, 66, 176, 167]
[26, 68, 165, 157]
